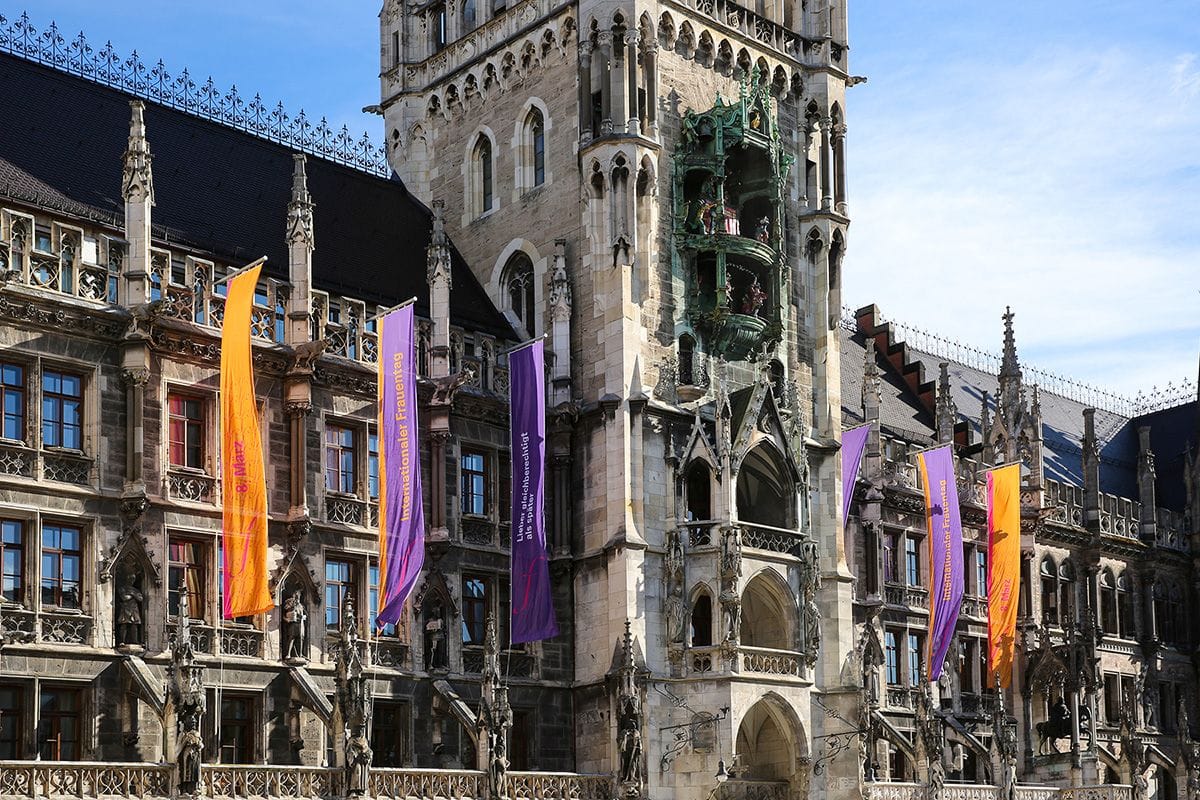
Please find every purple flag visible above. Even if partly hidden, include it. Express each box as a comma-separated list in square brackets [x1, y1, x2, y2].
[376, 304, 425, 628]
[509, 341, 558, 644]
[916, 444, 964, 681]
[841, 424, 871, 524]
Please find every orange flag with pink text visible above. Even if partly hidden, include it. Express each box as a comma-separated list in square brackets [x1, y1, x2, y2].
[220, 264, 274, 618]
[987, 464, 1021, 688]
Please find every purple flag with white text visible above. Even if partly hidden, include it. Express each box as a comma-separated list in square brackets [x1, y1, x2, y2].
[377, 304, 425, 628]
[841, 424, 871, 524]
[917, 444, 964, 681]
[509, 340, 558, 644]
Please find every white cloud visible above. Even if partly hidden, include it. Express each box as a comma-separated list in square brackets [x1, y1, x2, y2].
[845, 43, 1200, 397]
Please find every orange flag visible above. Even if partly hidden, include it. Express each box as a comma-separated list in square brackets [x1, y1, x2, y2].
[987, 464, 1021, 688]
[220, 264, 273, 618]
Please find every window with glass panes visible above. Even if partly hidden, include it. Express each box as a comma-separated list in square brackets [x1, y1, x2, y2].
[370, 700, 410, 767]
[38, 687, 80, 761]
[907, 632, 922, 686]
[41, 370, 82, 450]
[904, 537, 919, 586]
[461, 575, 488, 645]
[884, 631, 899, 685]
[461, 451, 487, 516]
[1, 362, 25, 441]
[215, 540, 253, 626]
[479, 137, 493, 212]
[1, 519, 23, 604]
[167, 394, 205, 469]
[976, 550, 987, 598]
[325, 559, 355, 631]
[368, 433, 380, 500]
[368, 563, 396, 636]
[325, 425, 357, 494]
[40, 524, 81, 609]
[883, 532, 897, 583]
[219, 695, 255, 763]
[168, 538, 206, 619]
[529, 109, 545, 187]
[0, 684, 22, 758]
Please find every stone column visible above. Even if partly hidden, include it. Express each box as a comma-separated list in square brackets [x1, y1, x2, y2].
[428, 202, 453, 380]
[597, 32, 613, 135]
[548, 240, 573, 407]
[285, 155, 315, 348]
[610, 31, 629, 134]
[121, 368, 151, 491]
[579, 43, 594, 143]
[833, 122, 847, 214]
[625, 30, 640, 134]
[818, 116, 833, 211]
[643, 42, 658, 136]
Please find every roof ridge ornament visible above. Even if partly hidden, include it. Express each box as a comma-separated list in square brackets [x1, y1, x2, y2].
[0, 11, 390, 177]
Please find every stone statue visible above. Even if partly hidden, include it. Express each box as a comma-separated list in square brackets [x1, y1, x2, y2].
[424, 598, 448, 670]
[917, 683, 945, 800]
[115, 568, 144, 648]
[1142, 680, 1158, 729]
[754, 216, 771, 243]
[487, 726, 509, 800]
[346, 731, 373, 797]
[178, 728, 204, 795]
[618, 694, 644, 785]
[720, 590, 740, 644]
[666, 581, 686, 645]
[720, 528, 741, 579]
[283, 590, 308, 663]
[938, 661, 954, 707]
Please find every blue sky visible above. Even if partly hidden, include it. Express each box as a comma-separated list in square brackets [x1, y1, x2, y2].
[7, 1, 1199, 399]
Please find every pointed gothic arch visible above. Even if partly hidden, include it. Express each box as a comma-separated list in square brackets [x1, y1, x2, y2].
[740, 569, 796, 650]
[734, 693, 809, 781]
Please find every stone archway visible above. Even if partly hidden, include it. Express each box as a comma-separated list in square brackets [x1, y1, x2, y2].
[740, 570, 795, 651]
[733, 693, 808, 785]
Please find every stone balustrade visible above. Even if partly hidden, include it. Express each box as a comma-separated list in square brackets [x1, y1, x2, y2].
[862, 785, 1132, 800]
[716, 780, 789, 800]
[0, 763, 614, 800]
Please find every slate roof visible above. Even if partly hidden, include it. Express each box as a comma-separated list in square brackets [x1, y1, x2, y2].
[0, 53, 513, 339]
[840, 326, 1198, 510]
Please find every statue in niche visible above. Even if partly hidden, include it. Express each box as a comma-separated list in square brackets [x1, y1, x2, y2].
[424, 597, 449, 670]
[754, 216, 771, 243]
[665, 581, 686, 645]
[617, 694, 644, 786]
[346, 730, 373, 796]
[720, 591, 740, 644]
[178, 728, 204, 795]
[115, 567, 145, 649]
[740, 279, 767, 316]
[719, 528, 741, 580]
[282, 590, 308, 664]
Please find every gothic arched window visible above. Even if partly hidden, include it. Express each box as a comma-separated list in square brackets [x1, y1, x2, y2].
[472, 135, 494, 216]
[1039, 557, 1058, 626]
[503, 253, 535, 333]
[463, 0, 476, 31]
[526, 107, 546, 188]
[1058, 561, 1076, 626]
[1116, 573, 1134, 639]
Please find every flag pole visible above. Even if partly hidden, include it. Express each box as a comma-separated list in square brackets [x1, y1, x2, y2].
[983, 460, 1022, 472]
[366, 296, 419, 324]
[500, 332, 548, 357]
[212, 256, 268, 288]
[906, 440, 956, 458]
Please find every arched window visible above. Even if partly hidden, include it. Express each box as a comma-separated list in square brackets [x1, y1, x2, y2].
[1100, 569, 1117, 634]
[1058, 561, 1075, 626]
[1116, 573, 1133, 639]
[527, 107, 546, 187]
[463, 0, 476, 31]
[678, 334, 696, 386]
[736, 444, 792, 529]
[472, 135, 494, 216]
[684, 462, 711, 521]
[690, 591, 712, 646]
[1040, 557, 1058, 626]
[502, 253, 535, 333]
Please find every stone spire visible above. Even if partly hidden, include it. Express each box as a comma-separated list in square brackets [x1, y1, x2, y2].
[935, 362, 958, 444]
[121, 101, 154, 307]
[1082, 409, 1101, 529]
[1137, 426, 1158, 543]
[121, 101, 154, 204]
[997, 307, 1024, 434]
[1000, 306, 1020, 380]
[427, 200, 452, 381]
[548, 239, 573, 406]
[285, 155, 315, 348]
[861, 337, 881, 423]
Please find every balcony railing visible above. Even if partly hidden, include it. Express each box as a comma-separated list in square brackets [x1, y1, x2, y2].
[883, 583, 928, 610]
[166, 469, 218, 504]
[684, 521, 720, 548]
[739, 522, 805, 556]
[738, 645, 801, 677]
[0, 761, 172, 799]
[204, 765, 335, 799]
[717, 780, 789, 800]
[863, 783, 1132, 800]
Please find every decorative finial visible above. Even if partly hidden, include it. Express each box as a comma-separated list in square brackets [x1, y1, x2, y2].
[1000, 306, 1019, 379]
[286, 154, 315, 248]
[122, 100, 154, 203]
[935, 362, 958, 443]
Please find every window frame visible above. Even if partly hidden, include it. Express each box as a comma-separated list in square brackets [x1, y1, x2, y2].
[370, 699, 412, 767]
[460, 449, 489, 518]
[40, 368, 84, 451]
[0, 360, 26, 443]
[884, 630, 899, 686]
[168, 536, 208, 622]
[324, 422, 359, 496]
[906, 631, 922, 688]
[461, 574, 490, 646]
[38, 685, 82, 761]
[903, 536, 920, 587]
[40, 522, 83, 611]
[325, 557, 357, 633]
[0, 682, 25, 759]
[167, 392, 207, 471]
[218, 693, 258, 764]
[368, 561, 397, 638]
[1, 518, 25, 605]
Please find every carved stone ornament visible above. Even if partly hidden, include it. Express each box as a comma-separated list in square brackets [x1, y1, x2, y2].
[286, 154, 315, 248]
[120, 367, 151, 387]
[169, 595, 206, 796]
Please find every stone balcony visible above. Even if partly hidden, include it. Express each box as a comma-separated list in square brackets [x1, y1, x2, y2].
[0, 763, 612, 800]
[687, 644, 806, 680]
[862, 785, 1132, 800]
